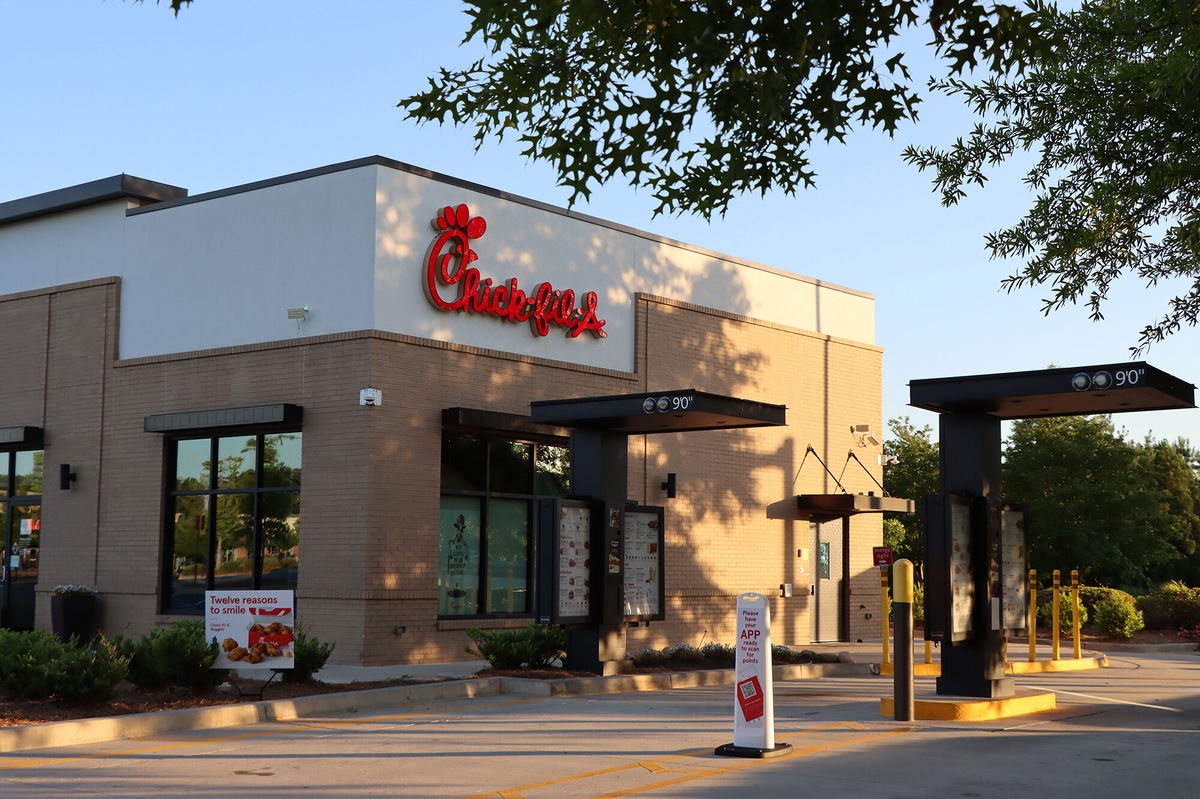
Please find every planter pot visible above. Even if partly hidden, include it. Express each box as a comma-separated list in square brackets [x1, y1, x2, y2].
[51, 593, 100, 642]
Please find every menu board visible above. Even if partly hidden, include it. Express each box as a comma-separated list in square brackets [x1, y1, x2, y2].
[1000, 507, 1028, 630]
[622, 506, 664, 621]
[557, 503, 592, 619]
[949, 501, 974, 636]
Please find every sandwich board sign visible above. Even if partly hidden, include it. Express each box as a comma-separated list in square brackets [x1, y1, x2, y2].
[714, 592, 791, 758]
[206, 590, 296, 669]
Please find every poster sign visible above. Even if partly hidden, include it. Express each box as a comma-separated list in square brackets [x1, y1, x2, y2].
[536, 498, 596, 625]
[622, 506, 664, 620]
[873, 546, 894, 566]
[1000, 507, 1028, 631]
[732, 592, 774, 750]
[206, 590, 296, 669]
[949, 501, 974, 637]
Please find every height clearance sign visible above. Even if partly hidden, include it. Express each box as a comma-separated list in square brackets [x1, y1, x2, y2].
[206, 590, 296, 669]
[733, 592, 774, 750]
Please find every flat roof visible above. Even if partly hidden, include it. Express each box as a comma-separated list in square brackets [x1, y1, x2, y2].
[909, 362, 1195, 419]
[0, 175, 187, 228]
[530, 389, 786, 434]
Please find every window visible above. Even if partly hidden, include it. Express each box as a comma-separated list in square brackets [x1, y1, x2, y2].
[438, 432, 569, 617]
[164, 432, 301, 614]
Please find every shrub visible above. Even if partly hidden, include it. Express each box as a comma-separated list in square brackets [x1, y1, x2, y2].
[46, 637, 129, 702]
[1036, 588, 1088, 633]
[122, 620, 226, 691]
[284, 628, 336, 683]
[466, 624, 566, 670]
[662, 643, 706, 663]
[631, 647, 668, 666]
[699, 642, 735, 665]
[912, 582, 925, 626]
[1093, 595, 1145, 640]
[0, 630, 60, 699]
[1136, 587, 1200, 630]
[0, 631, 128, 702]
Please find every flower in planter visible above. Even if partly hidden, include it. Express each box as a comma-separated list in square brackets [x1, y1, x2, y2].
[53, 584, 97, 595]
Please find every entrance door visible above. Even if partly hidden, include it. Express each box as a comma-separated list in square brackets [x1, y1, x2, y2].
[2, 504, 40, 630]
[0, 450, 43, 631]
[810, 520, 843, 642]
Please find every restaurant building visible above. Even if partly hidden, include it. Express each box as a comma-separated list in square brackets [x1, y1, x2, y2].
[0, 156, 886, 666]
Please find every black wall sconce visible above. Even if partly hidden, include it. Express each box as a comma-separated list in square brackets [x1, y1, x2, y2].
[661, 472, 677, 499]
[59, 464, 77, 490]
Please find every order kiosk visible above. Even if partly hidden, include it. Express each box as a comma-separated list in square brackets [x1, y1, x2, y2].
[531, 389, 786, 674]
[911, 362, 1195, 697]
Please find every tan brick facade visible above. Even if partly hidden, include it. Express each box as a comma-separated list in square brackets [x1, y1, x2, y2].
[1, 278, 883, 666]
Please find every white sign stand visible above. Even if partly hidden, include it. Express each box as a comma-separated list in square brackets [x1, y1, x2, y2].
[714, 592, 791, 758]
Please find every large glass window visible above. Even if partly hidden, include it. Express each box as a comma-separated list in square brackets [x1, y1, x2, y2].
[438, 432, 569, 617]
[164, 432, 301, 614]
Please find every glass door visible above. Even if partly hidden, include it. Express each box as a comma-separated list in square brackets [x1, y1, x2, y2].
[3, 504, 40, 630]
[0, 450, 43, 631]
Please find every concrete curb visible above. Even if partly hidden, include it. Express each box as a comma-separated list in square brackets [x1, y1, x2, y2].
[1084, 641, 1198, 654]
[498, 662, 874, 697]
[0, 662, 874, 754]
[0, 678, 503, 754]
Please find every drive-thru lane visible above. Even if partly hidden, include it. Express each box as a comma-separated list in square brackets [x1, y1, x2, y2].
[0, 652, 1195, 798]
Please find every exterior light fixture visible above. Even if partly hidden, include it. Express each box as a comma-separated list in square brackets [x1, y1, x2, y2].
[59, 464, 77, 490]
[287, 307, 310, 328]
[359, 387, 383, 406]
[851, 424, 881, 447]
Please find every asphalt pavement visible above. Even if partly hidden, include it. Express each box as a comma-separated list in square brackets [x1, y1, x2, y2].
[0, 645, 1195, 798]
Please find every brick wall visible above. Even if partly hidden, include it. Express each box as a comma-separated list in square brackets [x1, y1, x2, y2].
[0, 280, 883, 665]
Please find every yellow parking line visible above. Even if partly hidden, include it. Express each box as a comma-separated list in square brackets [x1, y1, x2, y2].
[462, 723, 912, 799]
[587, 728, 917, 798]
[0, 697, 546, 771]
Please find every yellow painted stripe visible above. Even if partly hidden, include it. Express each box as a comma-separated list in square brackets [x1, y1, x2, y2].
[463, 723, 911, 799]
[0, 697, 546, 772]
[586, 728, 915, 798]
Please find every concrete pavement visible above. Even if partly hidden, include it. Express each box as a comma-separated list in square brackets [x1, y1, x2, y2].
[0, 646, 1195, 797]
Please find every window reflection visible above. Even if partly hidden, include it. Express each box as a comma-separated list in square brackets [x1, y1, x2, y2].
[438, 433, 569, 618]
[217, 436, 256, 490]
[13, 451, 42, 495]
[486, 499, 529, 613]
[175, 439, 210, 491]
[165, 432, 301, 613]
[262, 433, 302, 487]
[535, 444, 570, 496]
[489, 441, 531, 494]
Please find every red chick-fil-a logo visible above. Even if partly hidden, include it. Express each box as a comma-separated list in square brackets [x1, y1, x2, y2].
[424, 204, 607, 339]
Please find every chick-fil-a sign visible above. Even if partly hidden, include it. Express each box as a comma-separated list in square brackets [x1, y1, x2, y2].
[425, 204, 607, 339]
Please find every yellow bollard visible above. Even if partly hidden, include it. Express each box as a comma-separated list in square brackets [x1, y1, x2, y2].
[1072, 569, 1082, 659]
[924, 639, 933, 665]
[1052, 569, 1061, 661]
[1028, 569, 1037, 662]
[880, 566, 891, 666]
[892, 559, 915, 721]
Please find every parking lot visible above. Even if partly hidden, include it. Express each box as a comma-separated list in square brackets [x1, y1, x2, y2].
[0, 650, 1196, 798]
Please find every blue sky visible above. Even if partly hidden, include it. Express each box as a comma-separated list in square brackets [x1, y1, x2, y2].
[3, 1, 1196, 445]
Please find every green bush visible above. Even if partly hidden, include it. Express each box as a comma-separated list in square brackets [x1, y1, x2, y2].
[0, 630, 60, 699]
[283, 628, 335, 683]
[912, 582, 925, 625]
[1036, 588, 1088, 633]
[1136, 587, 1200, 630]
[700, 642, 736, 665]
[0, 631, 128, 702]
[121, 620, 226, 691]
[46, 637, 129, 702]
[466, 624, 566, 670]
[1093, 595, 1145, 639]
